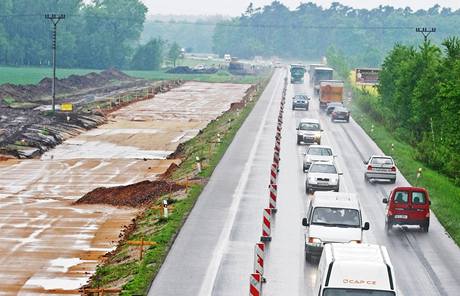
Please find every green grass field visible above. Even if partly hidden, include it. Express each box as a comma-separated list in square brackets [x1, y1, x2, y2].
[0, 63, 262, 85]
[351, 91, 460, 245]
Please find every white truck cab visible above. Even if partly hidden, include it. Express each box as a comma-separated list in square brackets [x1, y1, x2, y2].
[314, 243, 397, 296]
[302, 192, 370, 261]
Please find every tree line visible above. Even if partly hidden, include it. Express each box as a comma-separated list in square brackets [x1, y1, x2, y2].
[0, 0, 179, 70]
[329, 39, 460, 184]
[212, 1, 460, 66]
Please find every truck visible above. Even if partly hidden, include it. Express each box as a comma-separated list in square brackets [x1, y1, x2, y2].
[312, 66, 334, 95]
[314, 243, 397, 296]
[319, 80, 344, 109]
[290, 64, 306, 84]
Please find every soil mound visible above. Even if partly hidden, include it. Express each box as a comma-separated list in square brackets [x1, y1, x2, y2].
[75, 180, 185, 207]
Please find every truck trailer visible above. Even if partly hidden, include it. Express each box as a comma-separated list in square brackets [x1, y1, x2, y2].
[319, 80, 344, 109]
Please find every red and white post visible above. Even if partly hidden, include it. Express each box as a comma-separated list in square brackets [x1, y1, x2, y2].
[270, 163, 277, 185]
[260, 208, 272, 242]
[249, 273, 262, 296]
[269, 184, 277, 213]
[254, 242, 265, 275]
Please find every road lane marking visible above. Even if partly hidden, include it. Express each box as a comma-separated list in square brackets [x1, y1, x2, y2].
[198, 70, 284, 296]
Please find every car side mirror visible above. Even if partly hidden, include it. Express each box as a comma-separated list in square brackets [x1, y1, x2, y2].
[363, 160, 368, 164]
[302, 218, 309, 227]
[333, 155, 338, 158]
[320, 129, 324, 132]
[338, 172, 343, 175]
[362, 222, 370, 231]
[296, 127, 299, 130]
[382, 198, 388, 204]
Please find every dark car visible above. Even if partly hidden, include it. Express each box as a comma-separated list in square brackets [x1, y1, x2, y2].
[383, 187, 431, 232]
[331, 106, 350, 122]
[325, 102, 343, 115]
[292, 95, 309, 110]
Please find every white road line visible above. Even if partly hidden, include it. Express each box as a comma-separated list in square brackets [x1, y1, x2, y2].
[198, 71, 284, 296]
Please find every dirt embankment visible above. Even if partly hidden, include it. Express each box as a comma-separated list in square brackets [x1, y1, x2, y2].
[0, 69, 183, 159]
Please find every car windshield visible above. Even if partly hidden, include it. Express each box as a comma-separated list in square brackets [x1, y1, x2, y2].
[308, 147, 332, 156]
[311, 207, 361, 227]
[335, 107, 348, 112]
[310, 164, 336, 173]
[299, 122, 320, 130]
[323, 288, 395, 296]
[295, 95, 307, 100]
[371, 157, 393, 165]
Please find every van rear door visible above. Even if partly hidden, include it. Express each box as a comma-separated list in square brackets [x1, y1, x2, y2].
[408, 190, 429, 221]
[391, 190, 409, 221]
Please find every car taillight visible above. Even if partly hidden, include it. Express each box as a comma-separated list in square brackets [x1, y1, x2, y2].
[391, 166, 396, 172]
[367, 165, 373, 171]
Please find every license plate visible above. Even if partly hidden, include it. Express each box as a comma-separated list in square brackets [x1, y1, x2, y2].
[395, 215, 408, 219]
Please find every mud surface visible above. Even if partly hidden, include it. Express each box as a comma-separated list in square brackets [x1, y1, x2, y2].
[0, 81, 250, 295]
[76, 180, 184, 207]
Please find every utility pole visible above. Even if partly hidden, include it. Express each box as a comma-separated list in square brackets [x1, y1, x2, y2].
[416, 27, 436, 42]
[45, 13, 65, 113]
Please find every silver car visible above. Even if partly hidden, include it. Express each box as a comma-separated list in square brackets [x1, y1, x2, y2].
[305, 161, 342, 193]
[364, 155, 397, 183]
[296, 119, 322, 145]
[303, 145, 335, 172]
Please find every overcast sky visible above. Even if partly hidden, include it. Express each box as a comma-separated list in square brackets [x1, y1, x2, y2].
[143, 0, 460, 16]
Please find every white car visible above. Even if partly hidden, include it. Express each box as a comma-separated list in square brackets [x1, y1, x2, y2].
[301, 192, 370, 262]
[364, 155, 397, 183]
[305, 161, 341, 193]
[314, 243, 397, 295]
[296, 118, 322, 145]
[303, 145, 335, 172]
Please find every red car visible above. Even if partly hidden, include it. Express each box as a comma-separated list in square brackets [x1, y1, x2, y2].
[382, 186, 431, 232]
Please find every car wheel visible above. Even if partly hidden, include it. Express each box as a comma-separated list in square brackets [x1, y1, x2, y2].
[316, 140, 321, 145]
[385, 218, 392, 233]
[306, 105, 309, 111]
[334, 187, 339, 192]
[303, 165, 307, 172]
[305, 185, 310, 194]
[346, 117, 350, 123]
[389, 178, 396, 184]
[305, 251, 313, 262]
[421, 219, 430, 232]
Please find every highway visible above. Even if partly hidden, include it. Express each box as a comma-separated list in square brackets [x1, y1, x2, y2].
[148, 68, 460, 296]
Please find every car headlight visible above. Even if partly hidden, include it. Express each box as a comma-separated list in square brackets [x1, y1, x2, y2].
[307, 237, 322, 245]
[349, 240, 362, 244]
[330, 178, 338, 185]
[308, 176, 316, 183]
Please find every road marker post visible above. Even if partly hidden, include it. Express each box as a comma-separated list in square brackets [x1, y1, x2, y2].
[254, 242, 265, 275]
[269, 184, 277, 213]
[249, 273, 262, 296]
[415, 167, 422, 186]
[260, 208, 272, 242]
[163, 199, 169, 218]
[196, 156, 202, 173]
[127, 237, 158, 260]
[270, 164, 277, 185]
[273, 151, 280, 166]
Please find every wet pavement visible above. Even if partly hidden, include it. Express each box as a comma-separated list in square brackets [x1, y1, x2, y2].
[149, 70, 460, 296]
[0, 82, 250, 295]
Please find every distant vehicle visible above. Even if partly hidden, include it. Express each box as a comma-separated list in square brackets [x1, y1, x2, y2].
[296, 118, 322, 145]
[313, 67, 334, 95]
[224, 54, 231, 62]
[364, 155, 397, 183]
[331, 106, 350, 122]
[305, 161, 341, 193]
[325, 102, 343, 115]
[193, 64, 206, 70]
[319, 80, 344, 109]
[292, 94, 309, 110]
[290, 64, 306, 84]
[301, 192, 370, 261]
[355, 67, 381, 85]
[303, 145, 335, 172]
[308, 64, 324, 82]
[314, 243, 396, 296]
[383, 186, 431, 232]
[274, 61, 282, 68]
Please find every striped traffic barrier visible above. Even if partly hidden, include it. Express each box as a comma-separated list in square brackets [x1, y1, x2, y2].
[254, 242, 265, 275]
[270, 164, 277, 185]
[276, 125, 282, 132]
[260, 208, 272, 242]
[269, 184, 277, 213]
[274, 140, 281, 153]
[273, 151, 280, 166]
[249, 273, 262, 296]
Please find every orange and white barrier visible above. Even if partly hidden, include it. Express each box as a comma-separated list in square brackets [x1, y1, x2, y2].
[260, 208, 272, 242]
[254, 242, 265, 275]
[249, 273, 262, 296]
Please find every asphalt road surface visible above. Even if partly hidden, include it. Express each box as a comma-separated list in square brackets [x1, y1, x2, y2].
[148, 68, 460, 296]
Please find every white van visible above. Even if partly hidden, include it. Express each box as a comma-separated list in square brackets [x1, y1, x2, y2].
[301, 192, 370, 261]
[314, 243, 397, 296]
[224, 54, 231, 62]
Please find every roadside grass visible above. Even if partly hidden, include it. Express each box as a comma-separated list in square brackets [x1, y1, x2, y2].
[350, 92, 460, 245]
[88, 74, 271, 295]
[0, 66, 98, 85]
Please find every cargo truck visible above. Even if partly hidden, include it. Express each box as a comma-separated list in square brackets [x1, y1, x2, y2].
[290, 64, 306, 84]
[313, 67, 334, 95]
[319, 80, 344, 109]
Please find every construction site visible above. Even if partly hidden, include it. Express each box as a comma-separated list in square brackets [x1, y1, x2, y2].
[0, 69, 255, 294]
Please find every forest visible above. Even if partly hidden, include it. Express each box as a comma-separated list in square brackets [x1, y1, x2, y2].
[0, 0, 150, 69]
[212, 1, 460, 66]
